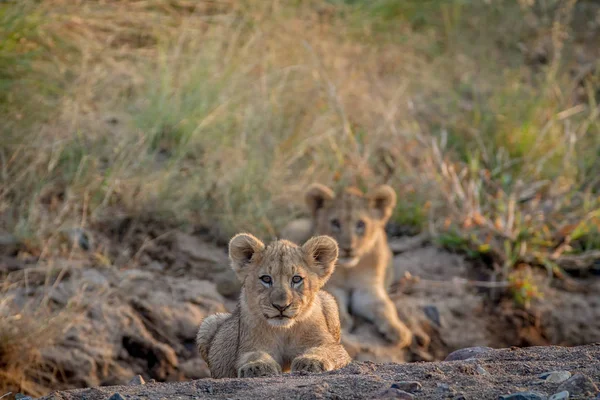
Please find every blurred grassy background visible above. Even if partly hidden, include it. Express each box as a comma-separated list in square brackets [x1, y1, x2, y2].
[1, 0, 600, 313]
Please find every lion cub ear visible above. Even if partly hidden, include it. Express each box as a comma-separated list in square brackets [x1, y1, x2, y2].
[370, 185, 397, 222]
[305, 183, 335, 217]
[229, 233, 265, 280]
[302, 235, 338, 282]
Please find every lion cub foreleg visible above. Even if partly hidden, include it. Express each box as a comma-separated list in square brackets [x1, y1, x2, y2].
[237, 351, 282, 378]
[291, 343, 351, 373]
[351, 286, 412, 348]
[326, 286, 354, 331]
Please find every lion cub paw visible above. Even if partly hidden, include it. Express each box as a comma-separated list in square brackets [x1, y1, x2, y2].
[379, 320, 413, 348]
[291, 356, 329, 373]
[238, 360, 281, 378]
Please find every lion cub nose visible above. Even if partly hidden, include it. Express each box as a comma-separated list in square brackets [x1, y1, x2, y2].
[272, 303, 291, 312]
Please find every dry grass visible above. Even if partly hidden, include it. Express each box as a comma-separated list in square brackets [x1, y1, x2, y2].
[1, 0, 598, 266]
[0, 313, 64, 397]
[0, 0, 599, 393]
[0, 285, 79, 397]
[0, 0, 598, 277]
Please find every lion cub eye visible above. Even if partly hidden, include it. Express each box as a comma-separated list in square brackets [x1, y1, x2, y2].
[356, 220, 366, 235]
[291, 275, 303, 284]
[330, 218, 341, 232]
[259, 275, 272, 286]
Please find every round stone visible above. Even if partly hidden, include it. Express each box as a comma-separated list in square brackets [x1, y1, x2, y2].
[444, 346, 493, 361]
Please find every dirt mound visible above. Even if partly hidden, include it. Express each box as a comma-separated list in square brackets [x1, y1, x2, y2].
[41, 344, 600, 400]
[1, 240, 231, 389]
[532, 278, 600, 346]
[390, 244, 600, 352]
[3, 231, 600, 396]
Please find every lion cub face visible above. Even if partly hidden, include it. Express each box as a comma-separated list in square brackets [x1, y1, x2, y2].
[305, 184, 396, 268]
[229, 234, 338, 328]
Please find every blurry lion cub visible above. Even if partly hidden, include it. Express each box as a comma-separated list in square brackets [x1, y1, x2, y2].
[281, 184, 412, 348]
[196, 233, 351, 378]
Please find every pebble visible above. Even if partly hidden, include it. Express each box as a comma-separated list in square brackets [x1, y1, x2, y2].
[445, 346, 493, 361]
[108, 393, 126, 400]
[475, 364, 491, 376]
[376, 388, 415, 399]
[539, 371, 571, 384]
[557, 373, 599, 397]
[423, 305, 441, 327]
[454, 394, 467, 400]
[548, 391, 569, 400]
[437, 383, 457, 396]
[60, 228, 92, 251]
[390, 381, 422, 393]
[127, 374, 146, 385]
[15, 395, 34, 400]
[499, 392, 547, 400]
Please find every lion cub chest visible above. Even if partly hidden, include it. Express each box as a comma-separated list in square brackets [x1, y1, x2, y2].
[260, 330, 313, 370]
[242, 310, 332, 366]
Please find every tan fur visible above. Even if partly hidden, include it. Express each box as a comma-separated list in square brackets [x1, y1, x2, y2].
[280, 184, 413, 348]
[196, 233, 351, 378]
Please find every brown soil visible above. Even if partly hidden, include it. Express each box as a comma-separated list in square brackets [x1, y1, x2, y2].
[41, 344, 600, 400]
[2, 226, 600, 395]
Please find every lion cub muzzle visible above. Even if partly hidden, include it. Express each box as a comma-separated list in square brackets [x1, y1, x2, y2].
[265, 287, 294, 326]
[337, 256, 360, 268]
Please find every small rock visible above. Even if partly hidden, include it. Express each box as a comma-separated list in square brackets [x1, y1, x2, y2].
[423, 305, 441, 327]
[390, 381, 422, 393]
[180, 357, 211, 379]
[127, 374, 146, 385]
[216, 272, 242, 297]
[15, 395, 34, 400]
[0, 234, 21, 260]
[455, 394, 467, 400]
[147, 261, 165, 272]
[475, 364, 491, 376]
[557, 373, 598, 397]
[108, 393, 126, 400]
[539, 371, 571, 384]
[499, 392, 547, 400]
[437, 383, 456, 395]
[376, 388, 415, 399]
[80, 268, 110, 289]
[60, 228, 92, 251]
[445, 346, 493, 361]
[548, 391, 569, 400]
[0, 233, 19, 247]
[175, 233, 227, 263]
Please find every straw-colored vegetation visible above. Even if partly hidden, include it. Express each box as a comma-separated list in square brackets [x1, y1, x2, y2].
[1, 0, 599, 395]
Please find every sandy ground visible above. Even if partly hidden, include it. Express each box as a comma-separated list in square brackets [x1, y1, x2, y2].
[41, 344, 600, 400]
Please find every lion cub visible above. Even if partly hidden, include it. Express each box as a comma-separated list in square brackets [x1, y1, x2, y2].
[281, 184, 413, 348]
[197, 233, 351, 378]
